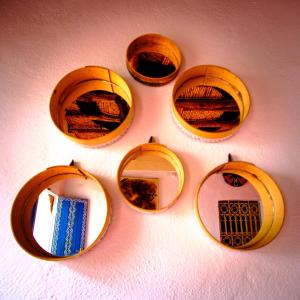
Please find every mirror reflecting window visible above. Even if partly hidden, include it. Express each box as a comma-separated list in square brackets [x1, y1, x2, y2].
[197, 173, 262, 248]
[32, 177, 108, 257]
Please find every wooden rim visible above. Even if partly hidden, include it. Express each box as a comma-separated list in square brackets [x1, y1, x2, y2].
[117, 143, 185, 213]
[195, 161, 284, 250]
[126, 33, 182, 86]
[172, 65, 250, 141]
[50, 66, 134, 147]
[11, 165, 111, 260]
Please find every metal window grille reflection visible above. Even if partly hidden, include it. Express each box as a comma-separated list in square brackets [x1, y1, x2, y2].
[218, 200, 261, 247]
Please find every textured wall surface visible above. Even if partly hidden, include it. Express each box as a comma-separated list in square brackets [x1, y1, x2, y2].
[1, 0, 300, 299]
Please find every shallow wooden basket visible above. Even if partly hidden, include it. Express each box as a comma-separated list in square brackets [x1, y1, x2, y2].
[195, 161, 284, 250]
[11, 165, 111, 260]
[126, 33, 182, 86]
[172, 65, 251, 141]
[117, 142, 185, 213]
[50, 66, 134, 147]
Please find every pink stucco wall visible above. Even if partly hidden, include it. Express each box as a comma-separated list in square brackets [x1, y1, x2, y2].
[1, 0, 300, 299]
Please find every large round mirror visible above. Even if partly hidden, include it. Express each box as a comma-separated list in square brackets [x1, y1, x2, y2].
[11, 165, 111, 260]
[195, 161, 284, 250]
[50, 66, 134, 147]
[117, 142, 184, 213]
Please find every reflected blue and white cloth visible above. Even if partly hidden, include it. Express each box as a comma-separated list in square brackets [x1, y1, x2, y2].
[51, 197, 88, 256]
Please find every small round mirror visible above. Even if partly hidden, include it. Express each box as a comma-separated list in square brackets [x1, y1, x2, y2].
[126, 34, 182, 86]
[117, 142, 184, 213]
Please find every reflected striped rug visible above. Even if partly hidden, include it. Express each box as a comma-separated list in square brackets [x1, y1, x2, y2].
[51, 197, 88, 256]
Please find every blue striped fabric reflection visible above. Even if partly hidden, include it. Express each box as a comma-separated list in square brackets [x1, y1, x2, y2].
[51, 197, 88, 256]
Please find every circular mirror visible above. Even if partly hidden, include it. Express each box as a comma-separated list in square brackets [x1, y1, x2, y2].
[172, 65, 250, 141]
[195, 161, 284, 250]
[11, 165, 111, 260]
[50, 66, 134, 147]
[126, 33, 182, 86]
[117, 142, 184, 213]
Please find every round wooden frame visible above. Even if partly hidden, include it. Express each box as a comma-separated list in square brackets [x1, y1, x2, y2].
[50, 66, 134, 147]
[117, 143, 185, 213]
[172, 65, 251, 141]
[195, 161, 284, 250]
[11, 165, 111, 260]
[126, 33, 182, 86]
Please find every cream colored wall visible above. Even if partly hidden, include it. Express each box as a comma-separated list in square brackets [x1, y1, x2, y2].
[1, 0, 300, 299]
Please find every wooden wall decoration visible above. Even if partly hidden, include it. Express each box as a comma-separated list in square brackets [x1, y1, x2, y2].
[11, 165, 111, 260]
[195, 161, 285, 250]
[50, 66, 134, 147]
[172, 65, 251, 141]
[126, 33, 182, 86]
[117, 141, 185, 213]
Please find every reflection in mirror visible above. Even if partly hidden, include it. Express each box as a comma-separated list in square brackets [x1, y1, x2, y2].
[32, 177, 108, 257]
[175, 86, 240, 132]
[64, 90, 129, 140]
[197, 173, 262, 248]
[120, 153, 179, 211]
[133, 52, 176, 78]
